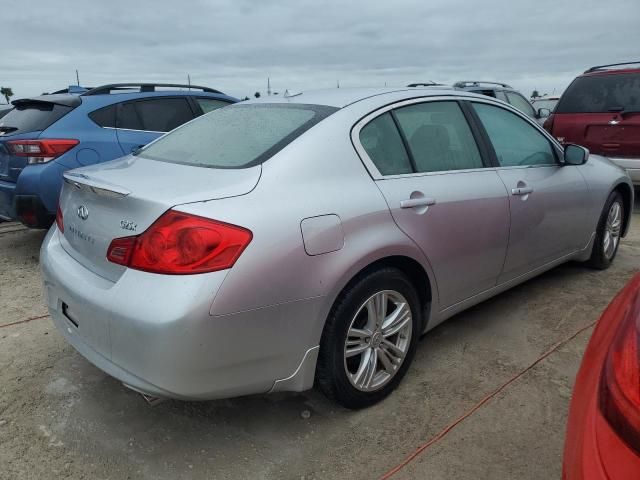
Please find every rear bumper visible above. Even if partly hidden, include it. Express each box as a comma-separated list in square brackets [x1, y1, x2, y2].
[607, 157, 640, 184]
[40, 227, 322, 400]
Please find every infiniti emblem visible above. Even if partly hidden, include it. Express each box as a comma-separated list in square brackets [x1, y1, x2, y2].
[77, 205, 89, 220]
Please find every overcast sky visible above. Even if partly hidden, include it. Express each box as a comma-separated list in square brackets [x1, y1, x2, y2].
[3, 0, 640, 102]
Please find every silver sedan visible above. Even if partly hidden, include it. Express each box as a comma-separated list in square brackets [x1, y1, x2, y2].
[41, 87, 633, 409]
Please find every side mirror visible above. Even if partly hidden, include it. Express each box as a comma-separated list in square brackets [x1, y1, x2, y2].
[538, 107, 551, 118]
[564, 144, 589, 165]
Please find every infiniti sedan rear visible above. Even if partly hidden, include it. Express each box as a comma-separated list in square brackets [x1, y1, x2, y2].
[41, 88, 632, 409]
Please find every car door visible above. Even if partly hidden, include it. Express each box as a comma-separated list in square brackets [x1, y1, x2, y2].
[355, 99, 510, 309]
[469, 101, 591, 284]
[115, 97, 196, 154]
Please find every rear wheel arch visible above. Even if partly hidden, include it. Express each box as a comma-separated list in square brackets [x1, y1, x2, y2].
[326, 255, 433, 334]
[613, 182, 632, 237]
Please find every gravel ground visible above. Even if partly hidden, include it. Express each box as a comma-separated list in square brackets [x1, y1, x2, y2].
[1, 201, 639, 479]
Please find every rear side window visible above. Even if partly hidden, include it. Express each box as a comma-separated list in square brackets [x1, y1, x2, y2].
[394, 101, 483, 173]
[0, 102, 73, 135]
[473, 103, 556, 167]
[505, 92, 536, 117]
[89, 105, 116, 128]
[118, 103, 143, 130]
[138, 104, 337, 168]
[131, 98, 194, 132]
[556, 72, 640, 113]
[359, 112, 413, 175]
[196, 98, 230, 114]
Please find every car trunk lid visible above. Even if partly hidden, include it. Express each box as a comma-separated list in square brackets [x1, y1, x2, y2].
[58, 156, 261, 282]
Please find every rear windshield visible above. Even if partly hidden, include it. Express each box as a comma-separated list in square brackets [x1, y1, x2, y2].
[0, 102, 74, 135]
[137, 103, 338, 169]
[556, 72, 640, 113]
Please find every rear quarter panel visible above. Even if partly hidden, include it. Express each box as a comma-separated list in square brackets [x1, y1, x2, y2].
[178, 107, 437, 351]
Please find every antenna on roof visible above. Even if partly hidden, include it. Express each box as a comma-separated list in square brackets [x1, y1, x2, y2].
[75, 69, 80, 87]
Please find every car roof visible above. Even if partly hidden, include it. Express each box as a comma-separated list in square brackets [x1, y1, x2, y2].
[244, 86, 482, 108]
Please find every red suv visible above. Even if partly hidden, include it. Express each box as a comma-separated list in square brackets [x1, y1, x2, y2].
[544, 61, 640, 185]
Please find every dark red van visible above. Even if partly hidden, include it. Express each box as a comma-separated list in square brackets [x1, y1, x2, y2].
[544, 62, 640, 185]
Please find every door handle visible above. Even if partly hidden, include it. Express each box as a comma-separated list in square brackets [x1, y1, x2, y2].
[511, 186, 533, 196]
[400, 197, 436, 208]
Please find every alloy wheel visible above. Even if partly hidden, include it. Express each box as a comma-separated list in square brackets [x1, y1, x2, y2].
[343, 290, 413, 392]
[603, 201, 622, 260]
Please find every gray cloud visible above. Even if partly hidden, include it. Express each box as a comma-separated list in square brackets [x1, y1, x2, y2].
[3, 0, 640, 101]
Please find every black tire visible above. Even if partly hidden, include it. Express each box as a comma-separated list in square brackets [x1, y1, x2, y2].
[316, 267, 421, 409]
[587, 191, 624, 270]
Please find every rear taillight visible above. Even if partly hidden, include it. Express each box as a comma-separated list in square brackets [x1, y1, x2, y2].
[542, 113, 555, 134]
[7, 139, 79, 164]
[106, 210, 252, 275]
[599, 291, 640, 453]
[56, 203, 64, 233]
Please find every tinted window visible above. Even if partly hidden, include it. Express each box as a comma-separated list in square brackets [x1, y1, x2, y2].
[134, 98, 194, 132]
[138, 104, 336, 169]
[118, 102, 143, 130]
[473, 103, 556, 167]
[394, 101, 483, 173]
[89, 105, 116, 127]
[505, 92, 536, 117]
[556, 73, 640, 113]
[359, 112, 412, 175]
[196, 98, 230, 114]
[470, 89, 497, 98]
[0, 102, 73, 135]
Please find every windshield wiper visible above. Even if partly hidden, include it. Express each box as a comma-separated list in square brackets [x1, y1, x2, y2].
[0, 126, 18, 133]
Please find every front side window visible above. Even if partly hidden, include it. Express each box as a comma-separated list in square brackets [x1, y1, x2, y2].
[138, 103, 336, 169]
[394, 101, 483, 173]
[473, 103, 556, 167]
[359, 112, 413, 176]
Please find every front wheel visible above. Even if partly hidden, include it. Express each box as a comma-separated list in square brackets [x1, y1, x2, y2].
[316, 268, 420, 409]
[587, 191, 624, 270]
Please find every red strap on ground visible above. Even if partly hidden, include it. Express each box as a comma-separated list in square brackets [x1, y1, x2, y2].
[380, 320, 597, 479]
[0, 313, 49, 329]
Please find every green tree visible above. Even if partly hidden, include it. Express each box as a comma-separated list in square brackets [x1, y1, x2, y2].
[0, 86, 13, 104]
[531, 90, 540, 99]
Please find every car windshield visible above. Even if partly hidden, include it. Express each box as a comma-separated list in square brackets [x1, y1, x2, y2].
[556, 72, 640, 113]
[137, 103, 338, 169]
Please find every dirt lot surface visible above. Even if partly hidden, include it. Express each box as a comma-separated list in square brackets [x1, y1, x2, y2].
[1, 201, 639, 479]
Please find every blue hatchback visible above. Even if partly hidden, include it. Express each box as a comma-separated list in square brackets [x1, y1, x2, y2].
[0, 83, 237, 227]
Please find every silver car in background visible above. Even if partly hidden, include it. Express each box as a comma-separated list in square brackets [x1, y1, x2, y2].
[41, 87, 633, 409]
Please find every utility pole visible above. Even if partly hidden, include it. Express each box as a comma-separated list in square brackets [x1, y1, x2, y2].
[187, 74, 191, 90]
[75, 69, 80, 86]
[337, 80, 340, 88]
[267, 77, 271, 96]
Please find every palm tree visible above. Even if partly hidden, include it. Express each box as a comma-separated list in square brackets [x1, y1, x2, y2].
[0, 87, 14, 104]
